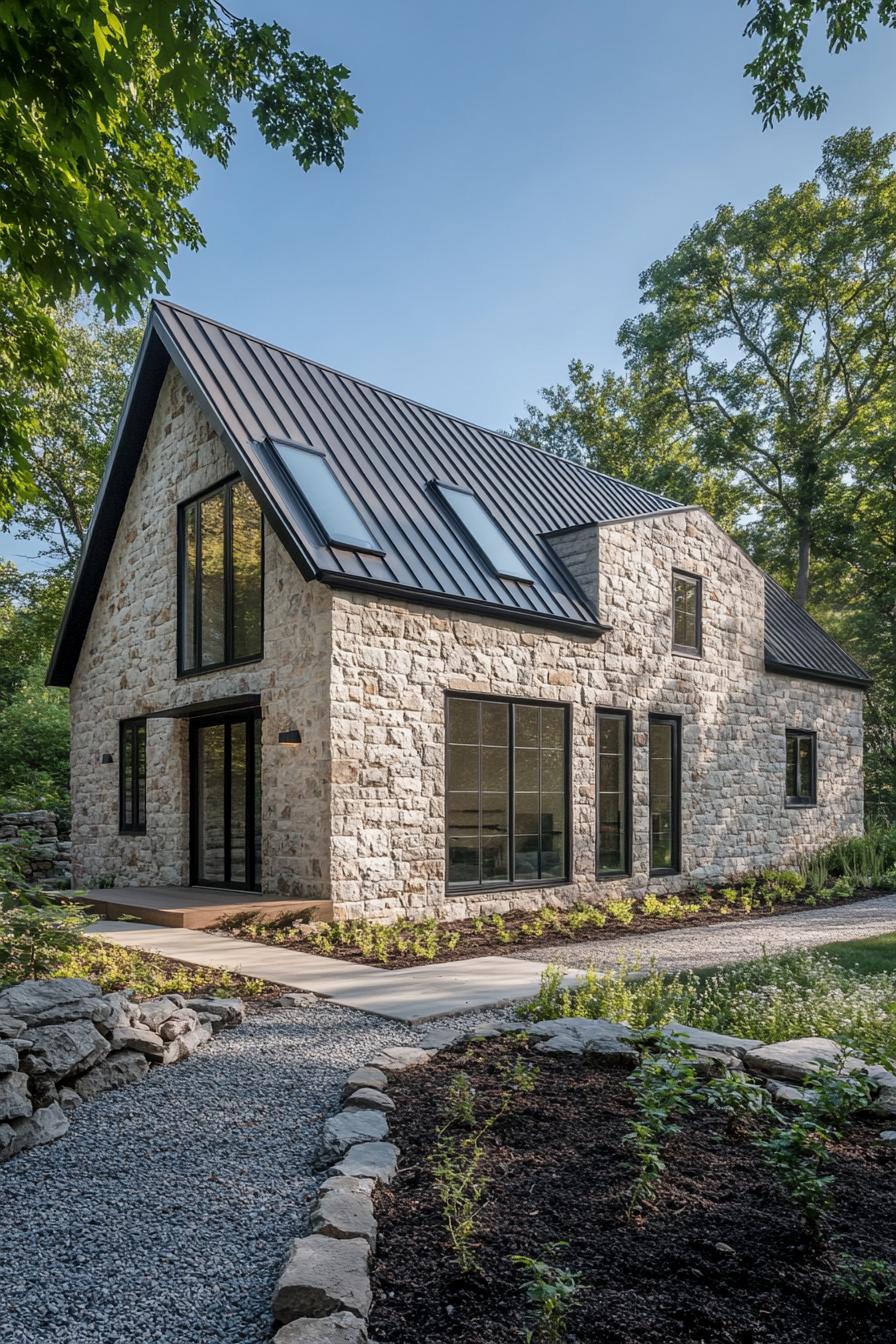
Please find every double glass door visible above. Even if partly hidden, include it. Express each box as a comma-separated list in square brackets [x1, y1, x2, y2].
[190, 712, 261, 890]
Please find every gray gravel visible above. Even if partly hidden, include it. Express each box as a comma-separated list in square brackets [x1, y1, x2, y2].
[0, 999, 455, 1344]
[516, 891, 896, 974]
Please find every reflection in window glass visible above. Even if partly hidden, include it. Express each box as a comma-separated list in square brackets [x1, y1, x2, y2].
[785, 730, 816, 804]
[179, 480, 263, 672]
[119, 718, 147, 834]
[200, 491, 226, 666]
[446, 697, 567, 890]
[271, 441, 379, 551]
[672, 571, 701, 654]
[649, 716, 680, 874]
[232, 482, 263, 660]
[597, 711, 629, 875]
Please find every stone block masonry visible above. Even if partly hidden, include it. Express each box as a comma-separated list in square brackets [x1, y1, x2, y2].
[0, 810, 71, 889]
[66, 366, 863, 922]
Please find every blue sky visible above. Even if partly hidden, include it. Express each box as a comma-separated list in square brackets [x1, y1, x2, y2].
[5, 0, 896, 568]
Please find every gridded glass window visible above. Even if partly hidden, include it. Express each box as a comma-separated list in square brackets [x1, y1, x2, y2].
[672, 571, 701, 655]
[119, 718, 147, 834]
[786, 730, 816, 806]
[649, 715, 680, 874]
[446, 697, 568, 890]
[179, 479, 263, 673]
[597, 710, 630, 876]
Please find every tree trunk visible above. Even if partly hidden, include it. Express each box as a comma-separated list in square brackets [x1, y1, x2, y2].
[795, 527, 811, 607]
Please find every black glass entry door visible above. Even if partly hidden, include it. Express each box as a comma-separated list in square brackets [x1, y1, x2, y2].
[190, 712, 261, 890]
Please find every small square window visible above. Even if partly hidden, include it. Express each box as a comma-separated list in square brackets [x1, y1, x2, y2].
[672, 571, 701, 656]
[785, 730, 816, 806]
[119, 718, 147, 834]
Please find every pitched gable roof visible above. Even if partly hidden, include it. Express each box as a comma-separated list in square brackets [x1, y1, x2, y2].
[46, 300, 870, 690]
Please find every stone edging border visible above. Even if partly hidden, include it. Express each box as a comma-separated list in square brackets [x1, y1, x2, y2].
[270, 1018, 896, 1343]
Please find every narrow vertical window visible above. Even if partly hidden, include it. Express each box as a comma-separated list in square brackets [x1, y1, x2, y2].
[446, 696, 568, 890]
[178, 478, 264, 673]
[597, 709, 631, 876]
[649, 714, 680, 875]
[785, 730, 816, 806]
[672, 570, 701, 655]
[119, 718, 147, 834]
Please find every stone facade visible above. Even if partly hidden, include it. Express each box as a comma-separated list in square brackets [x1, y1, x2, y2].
[68, 367, 864, 919]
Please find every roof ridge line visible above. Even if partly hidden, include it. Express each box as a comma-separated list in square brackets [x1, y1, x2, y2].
[151, 299, 678, 506]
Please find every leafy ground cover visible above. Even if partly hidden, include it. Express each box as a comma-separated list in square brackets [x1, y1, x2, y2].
[217, 829, 896, 968]
[370, 1035, 896, 1344]
[525, 948, 896, 1068]
[811, 933, 896, 977]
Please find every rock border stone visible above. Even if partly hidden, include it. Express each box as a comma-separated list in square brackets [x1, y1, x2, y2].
[0, 977, 247, 1163]
[269, 1013, 896, 1342]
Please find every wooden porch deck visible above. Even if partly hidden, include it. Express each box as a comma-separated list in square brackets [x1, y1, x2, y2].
[83, 886, 332, 930]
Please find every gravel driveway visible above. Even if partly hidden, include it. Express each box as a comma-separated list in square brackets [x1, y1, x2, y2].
[0, 1001, 427, 1344]
[518, 892, 896, 974]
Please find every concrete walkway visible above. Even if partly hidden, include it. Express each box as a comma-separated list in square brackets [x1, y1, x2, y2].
[519, 891, 896, 975]
[89, 894, 896, 1022]
[87, 922, 569, 1022]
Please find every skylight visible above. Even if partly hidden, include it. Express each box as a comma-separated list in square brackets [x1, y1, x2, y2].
[434, 482, 531, 582]
[270, 439, 381, 553]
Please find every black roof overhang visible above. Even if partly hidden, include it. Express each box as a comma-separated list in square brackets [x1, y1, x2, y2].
[764, 658, 871, 691]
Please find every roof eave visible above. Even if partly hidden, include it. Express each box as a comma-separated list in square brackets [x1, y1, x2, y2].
[764, 658, 871, 691]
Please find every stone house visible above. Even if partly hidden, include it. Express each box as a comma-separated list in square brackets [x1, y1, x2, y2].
[48, 302, 869, 922]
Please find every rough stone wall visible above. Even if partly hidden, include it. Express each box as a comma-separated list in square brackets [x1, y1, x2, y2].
[0, 812, 71, 889]
[328, 508, 863, 920]
[69, 365, 332, 900]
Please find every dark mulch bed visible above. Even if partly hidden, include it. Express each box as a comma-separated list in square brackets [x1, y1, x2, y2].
[218, 885, 886, 969]
[370, 1036, 896, 1344]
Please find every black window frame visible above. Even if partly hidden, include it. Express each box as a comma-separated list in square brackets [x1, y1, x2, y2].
[444, 692, 571, 894]
[648, 712, 682, 876]
[177, 474, 265, 678]
[785, 729, 817, 807]
[596, 707, 632, 878]
[119, 717, 147, 835]
[671, 569, 702, 657]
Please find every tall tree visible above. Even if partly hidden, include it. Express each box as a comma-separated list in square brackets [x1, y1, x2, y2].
[511, 361, 747, 533]
[0, 1, 360, 513]
[739, 0, 896, 126]
[8, 301, 141, 568]
[617, 128, 896, 607]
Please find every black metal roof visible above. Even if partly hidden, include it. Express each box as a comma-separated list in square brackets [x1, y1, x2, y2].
[46, 301, 870, 690]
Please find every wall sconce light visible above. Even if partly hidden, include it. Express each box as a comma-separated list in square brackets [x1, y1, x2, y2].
[278, 729, 302, 744]
[101, 753, 114, 764]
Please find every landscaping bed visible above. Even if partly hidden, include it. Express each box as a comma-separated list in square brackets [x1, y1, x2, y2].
[218, 876, 892, 968]
[369, 1034, 896, 1344]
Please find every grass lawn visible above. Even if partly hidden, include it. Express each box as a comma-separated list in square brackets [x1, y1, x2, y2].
[810, 931, 896, 976]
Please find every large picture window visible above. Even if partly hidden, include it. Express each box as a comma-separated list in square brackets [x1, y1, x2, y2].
[178, 478, 263, 674]
[119, 718, 147, 834]
[785, 729, 816, 806]
[648, 714, 681, 875]
[597, 709, 631, 877]
[446, 696, 569, 891]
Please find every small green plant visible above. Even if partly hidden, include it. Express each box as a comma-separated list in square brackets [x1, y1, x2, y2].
[831, 1253, 896, 1306]
[444, 1071, 477, 1128]
[605, 898, 634, 926]
[0, 886, 95, 985]
[752, 1111, 836, 1239]
[496, 1054, 538, 1093]
[702, 1069, 770, 1134]
[623, 1032, 700, 1215]
[511, 1243, 583, 1344]
[431, 1130, 489, 1273]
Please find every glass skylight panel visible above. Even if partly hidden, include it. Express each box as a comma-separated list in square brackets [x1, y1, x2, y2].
[435, 482, 531, 582]
[270, 439, 380, 552]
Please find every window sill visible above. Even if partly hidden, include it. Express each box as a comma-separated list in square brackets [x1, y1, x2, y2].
[597, 869, 632, 881]
[445, 877, 572, 897]
[119, 828, 147, 836]
[671, 646, 702, 659]
[176, 654, 263, 680]
[785, 800, 817, 809]
[649, 867, 681, 878]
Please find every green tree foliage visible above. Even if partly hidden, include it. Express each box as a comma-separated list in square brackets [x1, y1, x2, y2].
[10, 300, 142, 567]
[0, 1, 360, 512]
[0, 663, 70, 810]
[618, 128, 896, 609]
[739, 0, 896, 126]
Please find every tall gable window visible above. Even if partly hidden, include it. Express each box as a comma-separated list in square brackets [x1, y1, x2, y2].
[119, 718, 147, 834]
[178, 478, 263, 674]
[785, 729, 816, 806]
[596, 709, 631, 877]
[672, 570, 701, 656]
[446, 695, 568, 891]
[649, 714, 681, 875]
